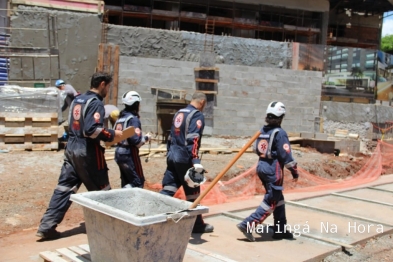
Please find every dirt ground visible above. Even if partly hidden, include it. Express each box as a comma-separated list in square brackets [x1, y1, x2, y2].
[0, 136, 392, 261]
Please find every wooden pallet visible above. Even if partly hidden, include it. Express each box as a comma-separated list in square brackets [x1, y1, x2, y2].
[0, 112, 58, 151]
[334, 129, 349, 138]
[40, 244, 91, 262]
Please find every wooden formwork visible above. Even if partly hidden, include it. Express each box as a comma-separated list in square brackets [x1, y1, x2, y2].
[96, 43, 120, 106]
[0, 112, 58, 151]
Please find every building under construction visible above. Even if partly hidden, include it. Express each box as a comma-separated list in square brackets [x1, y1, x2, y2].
[1, 0, 393, 140]
[102, 0, 392, 49]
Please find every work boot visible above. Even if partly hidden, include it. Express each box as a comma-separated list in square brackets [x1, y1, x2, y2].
[236, 223, 255, 242]
[192, 223, 214, 233]
[272, 231, 294, 240]
[272, 220, 293, 240]
[35, 228, 61, 240]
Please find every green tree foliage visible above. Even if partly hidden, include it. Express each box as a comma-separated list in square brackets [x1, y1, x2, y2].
[381, 35, 393, 53]
[351, 66, 363, 79]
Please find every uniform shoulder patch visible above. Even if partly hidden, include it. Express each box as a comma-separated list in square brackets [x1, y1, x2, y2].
[94, 112, 100, 123]
[73, 104, 81, 120]
[258, 139, 268, 157]
[283, 143, 290, 153]
[174, 113, 184, 128]
[196, 119, 202, 129]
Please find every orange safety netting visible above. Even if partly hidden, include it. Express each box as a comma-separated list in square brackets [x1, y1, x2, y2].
[372, 122, 393, 140]
[145, 140, 393, 206]
[372, 123, 393, 134]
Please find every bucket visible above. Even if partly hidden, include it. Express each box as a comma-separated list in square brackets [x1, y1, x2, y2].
[70, 188, 209, 262]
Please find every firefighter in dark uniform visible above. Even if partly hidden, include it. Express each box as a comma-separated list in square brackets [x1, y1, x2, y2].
[236, 101, 299, 242]
[114, 91, 151, 188]
[160, 92, 214, 234]
[36, 72, 122, 240]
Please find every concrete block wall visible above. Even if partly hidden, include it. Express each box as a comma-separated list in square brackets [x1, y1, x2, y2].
[321, 101, 393, 123]
[215, 64, 322, 135]
[107, 25, 293, 69]
[119, 56, 323, 137]
[321, 101, 393, 139]
[9, 6, 101, 90]
[118, 56, 198, 134]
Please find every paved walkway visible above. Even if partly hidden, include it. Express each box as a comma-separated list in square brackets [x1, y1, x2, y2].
[2, 175, 393, 262]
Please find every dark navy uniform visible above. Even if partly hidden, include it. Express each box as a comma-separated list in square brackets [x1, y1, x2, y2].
[160, 104, 205, 226]
[38, 91, 115, 234]
[114, 111, 146, 188]
[238, 125, 298, 233]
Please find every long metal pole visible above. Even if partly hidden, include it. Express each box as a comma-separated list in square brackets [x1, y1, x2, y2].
[47, 14, 52, 85]
[190, 130, 261, 208]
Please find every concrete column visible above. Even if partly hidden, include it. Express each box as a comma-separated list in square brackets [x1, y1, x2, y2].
[320, 11, 329, 45]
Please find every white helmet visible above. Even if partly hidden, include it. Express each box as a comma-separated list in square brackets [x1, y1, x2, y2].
[266, 101, 286, 117]
[122, 91, 141, 106]
[184, 166, 206, 188]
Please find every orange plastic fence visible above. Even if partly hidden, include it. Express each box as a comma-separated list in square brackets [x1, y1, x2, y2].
[145, 140, 393, 205]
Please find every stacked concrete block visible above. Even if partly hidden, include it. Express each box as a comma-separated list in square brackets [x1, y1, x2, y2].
[118, 56, 322, 137]
[300, 132, 314, 139]
[216, 64, 322, 136]
[314, 132, 329, 140]
[118, 56, 198, 133]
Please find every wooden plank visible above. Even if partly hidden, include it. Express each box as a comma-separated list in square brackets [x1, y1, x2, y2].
[195, 78, 218, 84]
[56, 248, 89, 262]
[79, 244, 90, 252]
[32, 117, 52, 122]
[332, 96, 351, 102]
[352, 97, 370, 104]
[104, 126, 135, 147]
[1, 112, 57, 118]
[194, 67, 219, 71]
[1, 126, 58, 135]
[334, 129, 349, 137]
[104, 44, 112, 105]
[68, 246, 91, 261]
[96, 43, 104, 72]
[321, 95, 331, 101]
[32, 122, 53, 128]
[4, 117, 25, 122]
[197, 90, 218, 95]
[39, 251, 67, 262]
[112, 45, 120, 106]
[106, 44, 112, 74]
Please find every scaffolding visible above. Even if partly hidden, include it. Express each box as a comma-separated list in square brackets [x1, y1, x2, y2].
[104, 0, 322, 45]
[0, 12, 60, 87]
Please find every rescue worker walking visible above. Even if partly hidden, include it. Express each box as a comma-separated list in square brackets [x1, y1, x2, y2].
[114, 91, 151, 188]
[236, 101, 299, 242]
[36, 72, 122, 240]
[159, 92, 214, 234]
